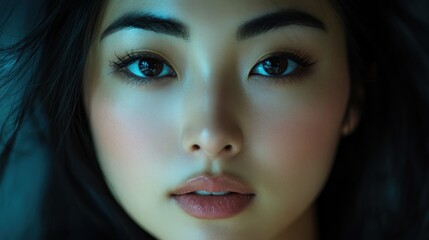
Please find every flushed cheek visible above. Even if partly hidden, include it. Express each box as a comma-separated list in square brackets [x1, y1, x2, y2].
[261, 108, 341, 187]
[90, 103, 169, 168]
[250, 84, 349, 215]
[266, 106, 342, 168]
[86, 92, 177, 211]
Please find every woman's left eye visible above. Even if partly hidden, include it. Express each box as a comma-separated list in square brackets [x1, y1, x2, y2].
[250, 55, 300, 77]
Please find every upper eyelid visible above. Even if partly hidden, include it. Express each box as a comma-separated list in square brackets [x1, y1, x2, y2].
[116, 52, 170, 64]
[110, 51, 178, 75]
[110, 50, 315, 76]
[256, 51, 309, 62]
[250, 52, 316, 72]
[114, 49, 311, 62]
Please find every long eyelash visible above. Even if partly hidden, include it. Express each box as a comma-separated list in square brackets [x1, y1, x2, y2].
[109, 51, 170, 86]
[110, 52, 134, 71]
[253, 50, 317, 84]
[110, 51, 170, 70]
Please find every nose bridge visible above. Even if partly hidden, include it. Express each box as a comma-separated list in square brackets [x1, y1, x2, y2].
[190, 84, 234, 134]
[190, 30, 239, 84]
[185, 38, 240, 130]
[181, 51, 243, 161]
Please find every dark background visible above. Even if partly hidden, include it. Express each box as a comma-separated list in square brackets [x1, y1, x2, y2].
[0, 1, 47, 239]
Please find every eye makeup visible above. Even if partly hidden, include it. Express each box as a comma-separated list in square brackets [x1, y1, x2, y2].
[109, 48, 317, 87]
[249, 50, 317, 84]
[109, 51, 177, 87]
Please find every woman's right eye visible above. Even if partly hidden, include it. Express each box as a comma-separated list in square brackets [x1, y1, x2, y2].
[126, 58, 176, 79]
[111, 53, 177, 85]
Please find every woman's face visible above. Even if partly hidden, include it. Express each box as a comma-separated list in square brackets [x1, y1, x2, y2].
[83, 0, 356, 239]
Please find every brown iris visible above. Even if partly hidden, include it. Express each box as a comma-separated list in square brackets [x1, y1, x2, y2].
[138, 58, 164, 77]
[261, 56, 289, 76]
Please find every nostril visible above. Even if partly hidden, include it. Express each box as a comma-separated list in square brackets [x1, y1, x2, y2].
[224, 145, 232, 151]
[191, 145, 200, 151]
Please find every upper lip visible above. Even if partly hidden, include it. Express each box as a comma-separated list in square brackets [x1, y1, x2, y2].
[170, 175, 255, 195]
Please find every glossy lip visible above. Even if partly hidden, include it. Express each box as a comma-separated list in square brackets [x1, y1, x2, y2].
[170, 175, 255, 219]
[171, 175, 255, 195]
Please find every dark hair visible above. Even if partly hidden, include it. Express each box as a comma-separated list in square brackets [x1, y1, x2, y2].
[1, 0, 428, 239]
[1, 1, 151, 239]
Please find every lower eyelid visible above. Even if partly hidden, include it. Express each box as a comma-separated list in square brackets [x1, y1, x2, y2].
[250, 63, 314, 83]
[111, 50, 315, 85]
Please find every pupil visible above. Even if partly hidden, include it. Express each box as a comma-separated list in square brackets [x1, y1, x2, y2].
[139, 58, 163, 77]
[262, 57, 288, 75]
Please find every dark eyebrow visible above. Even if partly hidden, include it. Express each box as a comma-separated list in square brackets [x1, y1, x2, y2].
[237, 10, 326, 40]
[100, 12, 189, 41]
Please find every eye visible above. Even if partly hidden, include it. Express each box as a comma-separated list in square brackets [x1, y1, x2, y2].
[251, 56, 299, 77]
[127, 57, 176, 78]
[110, 52, 177, 85]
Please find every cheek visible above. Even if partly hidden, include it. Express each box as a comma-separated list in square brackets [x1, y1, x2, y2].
[261, 103, 343, 186]
[85, 88, 177, 201]
[265, 102, 344, 165]
[246, 73, 350, 221]
[83, 45, 176, 181]
[264, 64, 350, 175]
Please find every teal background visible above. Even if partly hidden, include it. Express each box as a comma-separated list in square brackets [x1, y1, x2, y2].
[0, 1, 47, 239]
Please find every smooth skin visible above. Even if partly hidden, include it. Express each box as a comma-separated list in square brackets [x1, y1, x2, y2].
[83, 0, 359, 239]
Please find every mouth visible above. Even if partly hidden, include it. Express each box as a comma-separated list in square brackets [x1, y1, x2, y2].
[170, 175, 255, 219]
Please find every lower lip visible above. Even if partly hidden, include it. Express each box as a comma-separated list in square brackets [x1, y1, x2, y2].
[173, 193, 254, 219]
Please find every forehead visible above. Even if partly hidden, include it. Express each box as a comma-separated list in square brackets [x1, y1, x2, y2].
[99, 0, 340, 35]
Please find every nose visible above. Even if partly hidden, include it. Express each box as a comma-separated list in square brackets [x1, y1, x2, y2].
[183, 124, 242, 160]
[181, 82, 243, 161]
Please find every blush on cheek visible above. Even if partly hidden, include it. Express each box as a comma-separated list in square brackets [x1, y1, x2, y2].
[88, 105, 159, 202]
[88, 98, 152, 168]
[88, 94, 181, 184]
[262, 102, 345, 179]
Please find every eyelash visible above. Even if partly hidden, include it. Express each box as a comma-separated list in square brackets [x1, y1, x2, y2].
[109, 50, 316, 86]
[110, 52, 176, 86]
[250, 51, 316, 84]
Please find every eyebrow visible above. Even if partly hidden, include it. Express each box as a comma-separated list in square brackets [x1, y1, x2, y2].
[237, 10, 326, 40]
[100, 10, 326, 42]
[100, 13, 189, 41]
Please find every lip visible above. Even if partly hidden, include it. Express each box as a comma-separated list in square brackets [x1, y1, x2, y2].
[170, 175, 255, 219]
